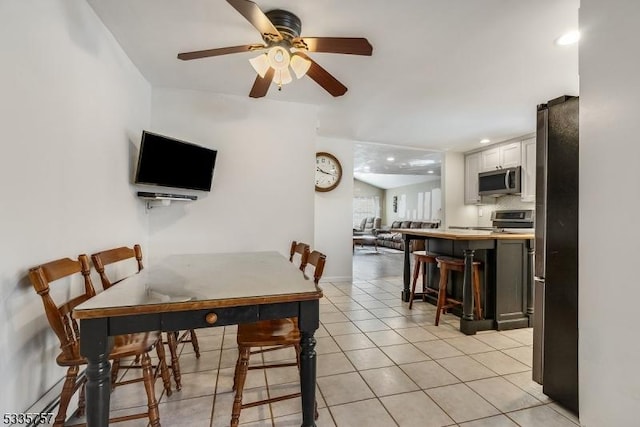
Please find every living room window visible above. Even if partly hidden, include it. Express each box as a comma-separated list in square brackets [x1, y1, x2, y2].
[353, 196, 381, 228]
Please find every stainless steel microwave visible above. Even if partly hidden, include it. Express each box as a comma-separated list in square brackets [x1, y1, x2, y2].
[478, 166, 521, 196]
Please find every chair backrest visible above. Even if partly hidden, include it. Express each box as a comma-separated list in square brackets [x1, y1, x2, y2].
[28, 255, 96, 363]
[306, 250, 326, 285]
[289, 241, 310, 272]
[91, 245, 143, 290]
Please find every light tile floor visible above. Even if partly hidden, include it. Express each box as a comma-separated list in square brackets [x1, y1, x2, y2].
[85, 254, 581, 427]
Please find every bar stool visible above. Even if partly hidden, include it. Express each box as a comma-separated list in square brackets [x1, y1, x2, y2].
[408, 251, 438, 309]
[434, 256, 483, 326]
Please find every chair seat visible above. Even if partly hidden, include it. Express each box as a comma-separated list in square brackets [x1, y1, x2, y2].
[412, 250, 438, 257]
[237, 319, 299, 347]
[56, 331, 162, 367]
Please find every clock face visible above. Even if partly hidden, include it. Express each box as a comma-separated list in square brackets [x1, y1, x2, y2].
[315, 152, 342, 192]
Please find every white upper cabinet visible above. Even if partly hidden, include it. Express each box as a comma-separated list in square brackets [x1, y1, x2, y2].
[481, 147, 501, 171]
[501, 142, 522, 168]
[465, 152, 482, 204]
[520, 137, 536, 202]
[480, 142, 521, 171]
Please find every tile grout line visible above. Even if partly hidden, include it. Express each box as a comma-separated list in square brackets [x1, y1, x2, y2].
[320, 279, 549, 426]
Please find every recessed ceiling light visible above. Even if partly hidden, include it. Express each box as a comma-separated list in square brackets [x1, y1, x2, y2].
[556, 30, 580, 46]
[427, 170, 434, 174]
[386, 157, 395, 162]
[408, 159, 436, 167]
[480, 138, 491, 144]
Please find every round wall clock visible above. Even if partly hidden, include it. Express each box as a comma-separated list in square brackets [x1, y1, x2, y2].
[315, 152, 342, 192]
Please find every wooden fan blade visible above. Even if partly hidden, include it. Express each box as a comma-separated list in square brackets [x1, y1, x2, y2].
[227, 0, 283, 42]
[249, 67, 275, 98]
[177, 44, 265, 60]
[296, 52, 347, 97]
[297, 37, 373, 56]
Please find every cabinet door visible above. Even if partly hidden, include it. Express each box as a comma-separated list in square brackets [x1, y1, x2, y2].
[481, 148, 500, 171]
[500, 142, 522, 168]
[521, 138, 536, 202]
[465, 152, 482, 204]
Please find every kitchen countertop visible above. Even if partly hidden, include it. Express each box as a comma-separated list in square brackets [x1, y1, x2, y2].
[391, 228, 534, 240]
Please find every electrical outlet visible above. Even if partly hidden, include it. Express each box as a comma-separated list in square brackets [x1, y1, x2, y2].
[478, 208, 483, 217]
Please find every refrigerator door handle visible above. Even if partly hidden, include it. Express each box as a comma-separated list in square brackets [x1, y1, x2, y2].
[534, 276, 545, 281]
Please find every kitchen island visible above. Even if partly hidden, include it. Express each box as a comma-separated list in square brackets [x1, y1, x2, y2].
[393, 228, 534, 335]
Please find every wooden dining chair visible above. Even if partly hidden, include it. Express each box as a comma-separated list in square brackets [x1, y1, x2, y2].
[289, 241, 310, 271]
[28, 254, 171, 427]
[91, 244, 199, 391]
[230, 250, 326, 427]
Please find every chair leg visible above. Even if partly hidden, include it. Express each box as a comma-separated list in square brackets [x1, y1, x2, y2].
[141, 352, 161, 427]
[473, 266, 483, 320]
[76, 380, 86, 417]
[189, 329, 201, 358]
[110, 359, 120, 388]
[155, 338, 172, 396]
[294, 343, 301, 369]
[232, 353, 241, 392]
[435, 267, 448, 326]
[166, 331, 182, 390]
[231, 346, 251, 427]
[54, 366, 79, 427]
[409, 259, 421, 309]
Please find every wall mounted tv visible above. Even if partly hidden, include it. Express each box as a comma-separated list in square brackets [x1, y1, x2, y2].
[134, 131, 217, 192]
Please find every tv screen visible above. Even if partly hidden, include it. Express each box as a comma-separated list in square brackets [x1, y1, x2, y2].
[134, 131, 217, 192]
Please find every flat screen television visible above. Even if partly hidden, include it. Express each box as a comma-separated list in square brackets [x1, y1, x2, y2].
[134, 131, 217, 192]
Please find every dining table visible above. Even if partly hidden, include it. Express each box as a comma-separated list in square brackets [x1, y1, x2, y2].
[73, 251, 323, 427]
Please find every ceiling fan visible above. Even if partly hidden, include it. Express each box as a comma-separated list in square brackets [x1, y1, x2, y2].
[177, 0, 373, 98]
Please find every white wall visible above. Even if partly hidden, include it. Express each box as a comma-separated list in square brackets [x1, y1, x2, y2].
[315, 138, 354, 282]
[442, 152, 477, 228]
[148, 88, 317, 260]
[385, 179, 441, 224]
[579, 1, 640, 425]
[0, 0, 150, 414]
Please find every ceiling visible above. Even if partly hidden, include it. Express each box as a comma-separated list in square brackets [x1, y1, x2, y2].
[87, 0, 579, 182]
[353, 143, 441, 189]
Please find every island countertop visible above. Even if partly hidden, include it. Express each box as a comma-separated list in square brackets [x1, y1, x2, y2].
[391, 228, 534, 241]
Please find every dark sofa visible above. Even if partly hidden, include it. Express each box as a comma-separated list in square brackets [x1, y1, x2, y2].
[376, 220, 440, 252]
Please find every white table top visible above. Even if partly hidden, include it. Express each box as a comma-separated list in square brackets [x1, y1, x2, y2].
[74, 251, 322, 319]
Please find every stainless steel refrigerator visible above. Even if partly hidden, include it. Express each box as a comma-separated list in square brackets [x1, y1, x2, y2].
[532, 95, 579, 414]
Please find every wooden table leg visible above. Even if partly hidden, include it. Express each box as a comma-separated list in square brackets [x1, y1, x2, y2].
[80, 318, 113, 427]
[299, 300, 319, 427]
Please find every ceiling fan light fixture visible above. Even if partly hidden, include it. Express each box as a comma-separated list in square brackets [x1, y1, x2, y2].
[273, 67, 293, 86]
[290, 53, 311, 79]
[267, 46, 290, 70]
[249, 53, 270, 78]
